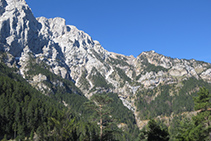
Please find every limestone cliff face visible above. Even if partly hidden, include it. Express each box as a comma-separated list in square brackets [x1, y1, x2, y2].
[134, 51, 210, 87]
[0, 0, 40, 56]
[1, 0, 211, 129]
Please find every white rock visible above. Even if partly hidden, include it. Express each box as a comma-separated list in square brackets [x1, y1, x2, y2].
[201, 69, 211, 82]
[33, 73, 47, 82]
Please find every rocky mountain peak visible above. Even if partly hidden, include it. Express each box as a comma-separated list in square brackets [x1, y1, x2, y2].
[4, 0, 27, 10]
[0, 0, 39, 56]
[37, 17, 67, 38]
[0, 0, 111, 86]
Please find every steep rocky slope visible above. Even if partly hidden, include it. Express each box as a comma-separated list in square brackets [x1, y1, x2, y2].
[1, 0, 211, 129]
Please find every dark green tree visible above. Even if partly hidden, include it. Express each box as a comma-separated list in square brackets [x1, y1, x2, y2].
[174, 117, 195, 141]
[140, 119, 169, 141]
[85, 94, 114, 141]
[49, 115, 76, 141]
[189, 87, 211, 140]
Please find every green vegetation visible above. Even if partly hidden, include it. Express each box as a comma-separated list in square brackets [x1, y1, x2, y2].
[171, 87, 211, 140]
[145, 63, 168, 74]
[108, 57, 130, 67]
[107, 93, 140, 140]
[85, 94, 116, 141]
[0, 61, 140, 140]
[24, 57, 89, 114]
[190, 87, 211, 140]
[0, 61, 98, 140]
[115, 67, 131, 83]
[139, 87, 211, 141]
[1, 51, 211, 140]
[27, 60, 139, 140]
[172, 116, 195, 141]
[136, 77, 211, 120]
[27, 58, 81, 94]
[89, 67, 113, 89]
[110, 67, 132, 87]
[85, 93, 139, 141]
[136, 85, 173, 119]
[91, 49, 105, 64]
[136, 61, 169, 80]
[139, 119, 169, 141]
[0, 62, 95, 140]
[78, 70, 91, 90]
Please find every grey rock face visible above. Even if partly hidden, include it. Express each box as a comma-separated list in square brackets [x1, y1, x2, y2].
[0, 0, 40, 56]
[201, 69, 211, 83]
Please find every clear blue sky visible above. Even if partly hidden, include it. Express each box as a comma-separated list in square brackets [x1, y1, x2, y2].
[26, 0, 211, 63]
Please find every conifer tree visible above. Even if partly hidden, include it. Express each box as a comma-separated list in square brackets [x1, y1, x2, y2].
[175, 117, 195, 140]
[189, 87, 211, 140]
[147, 119, 169, 141]
[85, 94, 113, 141]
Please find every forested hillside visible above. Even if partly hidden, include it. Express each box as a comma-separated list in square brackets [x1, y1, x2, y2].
[135, 77, 211, 120]
[0, 61, 139, 140]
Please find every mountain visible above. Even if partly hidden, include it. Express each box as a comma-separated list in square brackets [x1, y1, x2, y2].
[1, 0, 211, 134]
